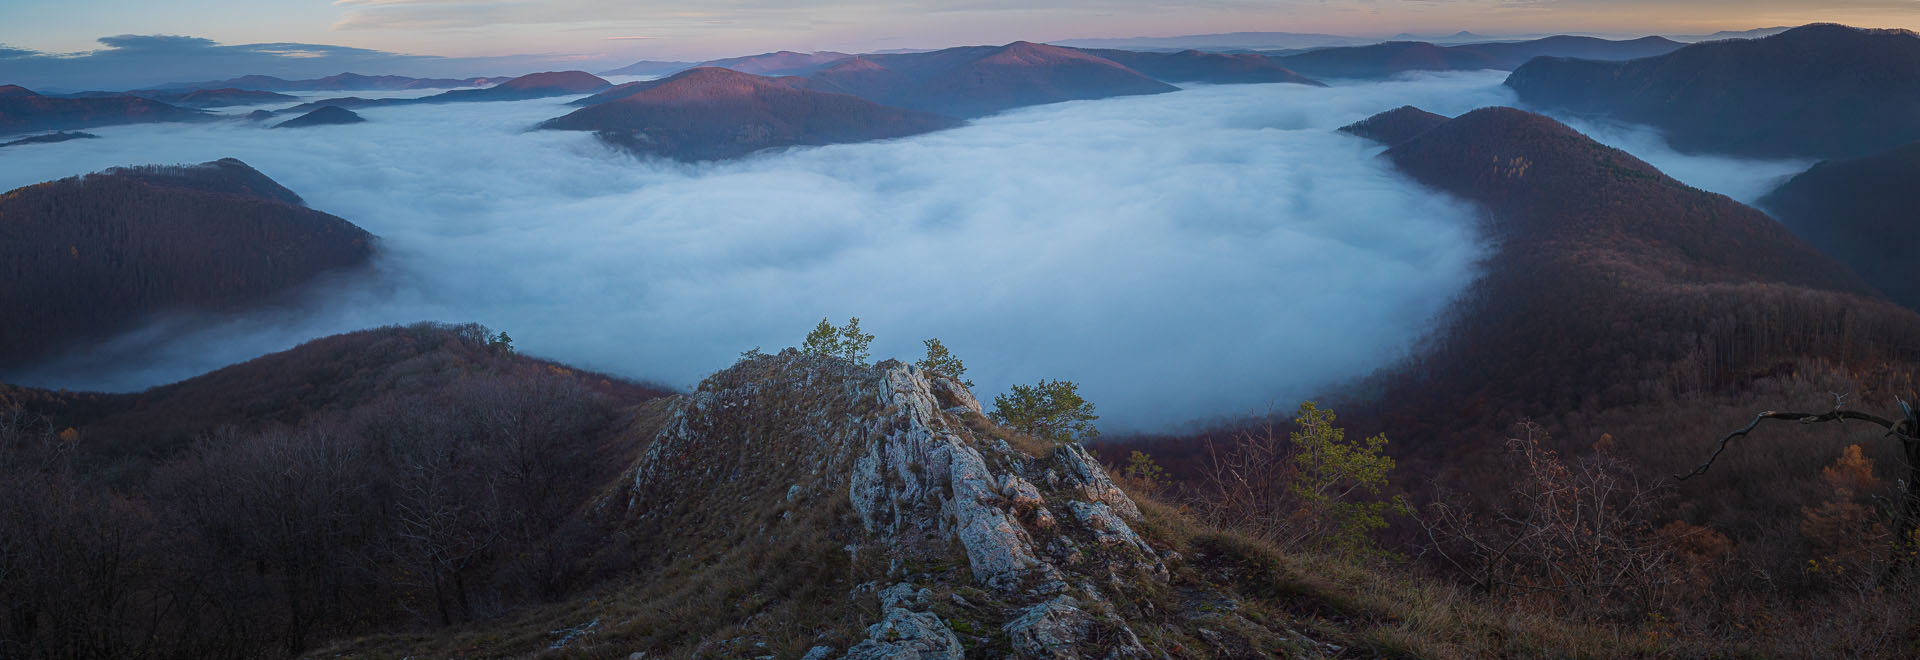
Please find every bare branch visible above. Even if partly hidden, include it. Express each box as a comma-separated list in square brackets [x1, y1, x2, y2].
[1676, 410, 1907, 480]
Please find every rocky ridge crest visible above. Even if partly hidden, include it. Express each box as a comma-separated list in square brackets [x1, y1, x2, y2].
[613, 350, 1253, 658]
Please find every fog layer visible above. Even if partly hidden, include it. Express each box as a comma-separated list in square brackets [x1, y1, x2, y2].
[0, 71, 1791, 430]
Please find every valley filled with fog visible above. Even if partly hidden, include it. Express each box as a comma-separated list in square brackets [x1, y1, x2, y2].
[0, 71, 1809, 430]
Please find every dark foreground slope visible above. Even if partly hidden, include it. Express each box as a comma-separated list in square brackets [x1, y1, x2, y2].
[0, 159, 374, 369]
[306, 349, 1639, 659]
[1, 322, 670, 470]
[1760, 140, 1920, 311]
[806, 42, 1177, 117]
[1097, 107, 1920, 656]
[542, 67, 958, 161]
[0, 323, 673, 658]
[1506, 24, 1920, 159]
[0, 84, 206, 135]
[1, 328, 1644, 659]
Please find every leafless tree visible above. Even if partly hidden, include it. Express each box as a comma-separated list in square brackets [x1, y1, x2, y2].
[1423, 422, 1681, 620]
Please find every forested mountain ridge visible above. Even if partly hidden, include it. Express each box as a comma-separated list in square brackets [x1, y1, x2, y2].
[0, 158, 374, 369]
[1760, 140, 1920, 313]
[541, 67, 959, 161]
[0, 84, 207, 136]
[1506, 23, 1920, 159]
[1348, 105, 1916, 433]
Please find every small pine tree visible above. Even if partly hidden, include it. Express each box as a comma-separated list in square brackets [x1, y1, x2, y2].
[990, 379, 1099, 445]
[916, 338, 972, 386]
[801, 318, 841, 357]
[1286, 402, 1408, 560]
[487, 331, 514, 355]
[1122, 450, 1168, 490]
[839, 317, 873, 366]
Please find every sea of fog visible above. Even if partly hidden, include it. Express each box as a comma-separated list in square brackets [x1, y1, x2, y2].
[0, 71, 1812, 430]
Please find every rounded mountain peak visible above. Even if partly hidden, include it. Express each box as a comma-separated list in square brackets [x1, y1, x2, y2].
[497, 71, 612, 92]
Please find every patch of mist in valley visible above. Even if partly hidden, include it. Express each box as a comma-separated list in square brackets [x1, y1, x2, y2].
[0, 70, 1802, 431]
[1545, 116, 1814, 205]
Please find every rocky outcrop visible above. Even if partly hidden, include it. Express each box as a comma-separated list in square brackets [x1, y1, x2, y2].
[618, 351, 1178, 658]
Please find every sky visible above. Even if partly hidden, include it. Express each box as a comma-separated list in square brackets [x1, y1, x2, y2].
[2, 1, 1916, 67]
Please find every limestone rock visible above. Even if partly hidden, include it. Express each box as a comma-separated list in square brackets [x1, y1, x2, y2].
[1055, 445, 1143, 521]
[1067, 501, 1155, 556]
[843, 607, 965, 660]
[928, 372, 983, 414]
[1005, 596, 1092, 659]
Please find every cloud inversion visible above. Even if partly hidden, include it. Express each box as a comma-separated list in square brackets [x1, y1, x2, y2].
[4, 71, 1768, 431]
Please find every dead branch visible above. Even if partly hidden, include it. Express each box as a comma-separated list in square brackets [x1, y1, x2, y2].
[1676, 409, 1910, 480]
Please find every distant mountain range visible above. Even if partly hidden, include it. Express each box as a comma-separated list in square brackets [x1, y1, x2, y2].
[601, 51, 859, 77]
[0, 84, 208, 136]
[145, 72, 508, 92]
[1507, 23, 1920, 159]
[0, 159, 374, 369]
[1079, 49, 1324, 85]
[133, 88, 299, 108]
[52, 88, 300, 108]
[805, 41, 1177, 118]
[1667, 26, 1795, 42]
[587, 42, 1195, 128]
[593, 34, 1682, 96]
[1052, 31, 1378, 51]
[1268, 35, 1683, 79]
[541, 67, 958, 161]
[1050, 27, 1792, 51]
[281, 71, 612, 113]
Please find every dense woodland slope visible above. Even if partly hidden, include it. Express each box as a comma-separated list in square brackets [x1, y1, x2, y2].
[1506, 23, 1920, 159]
[1760, 140, 1920, 313]
[542, 67, 959, 160]
[1336, 106, 1918, 435]
[1104, 105, 1920, 656]
[0, 323, 673, 657]
[0, 158, 374, 370]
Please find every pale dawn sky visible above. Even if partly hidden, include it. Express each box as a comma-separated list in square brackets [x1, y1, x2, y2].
[4, 0, 1917, 62]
